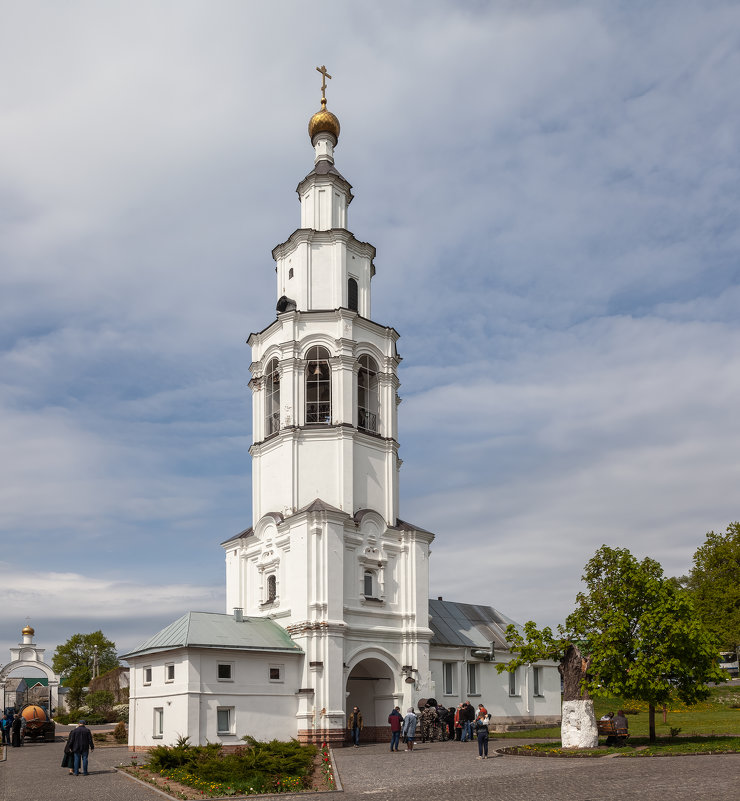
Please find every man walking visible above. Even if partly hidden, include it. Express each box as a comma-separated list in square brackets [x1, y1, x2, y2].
[68, 719, 94, 775]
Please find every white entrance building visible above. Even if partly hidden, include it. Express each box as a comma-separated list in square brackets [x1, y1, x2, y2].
[0, 624, 61, 714]
[124, 78, 560, 749]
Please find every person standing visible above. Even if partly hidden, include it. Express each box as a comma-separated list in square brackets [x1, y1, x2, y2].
[388, 706, 402, 752]
[461, 701, 475, 742]
[68, 719, 94, 775]
[347, 706, 363, 748]
[474, 710, 490, 759]
[401, 707, 418, 752]
[61, 730, 75, 775]
[19, 713, 26, 745]
[1, 713, 11, 745]
[10, 714, 21, 747]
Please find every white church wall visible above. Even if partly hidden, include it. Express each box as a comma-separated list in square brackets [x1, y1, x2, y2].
[128, 648, 303, 749]
[428, 650, 561, 725]
[352, 442, 388, 516]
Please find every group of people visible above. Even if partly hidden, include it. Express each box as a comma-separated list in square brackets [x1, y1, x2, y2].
[1, 711, 26, 747]
[348, 699, 493, 758]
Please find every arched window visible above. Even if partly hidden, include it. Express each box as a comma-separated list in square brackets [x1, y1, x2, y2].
[357, 355, 379, 433]
[348, 277, 358, 312]
[267, 574, 277, 603]
[305, 345, 331, 424]
[363, 571, 374, 598]
[265, 358, 280, 436]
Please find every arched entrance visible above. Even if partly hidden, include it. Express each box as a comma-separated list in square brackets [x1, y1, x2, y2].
[346, 656, 399, 743]
[0, 626, 61, 715]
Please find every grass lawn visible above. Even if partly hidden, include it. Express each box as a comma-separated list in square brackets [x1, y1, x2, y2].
[499, 735, 740, 757]
[495, 683, 740, 740]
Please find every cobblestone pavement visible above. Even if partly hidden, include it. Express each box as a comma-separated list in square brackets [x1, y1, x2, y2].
[2, 737, 737, 801]
[0, 740, 162, 801]
[331, 739, 739, 801]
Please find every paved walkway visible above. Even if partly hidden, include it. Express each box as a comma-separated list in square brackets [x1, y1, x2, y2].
[2, 737, 737, 801]
[0, 739, 161, 801]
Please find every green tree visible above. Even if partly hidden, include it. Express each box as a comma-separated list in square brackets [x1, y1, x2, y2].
[52, 631, 119, 707]
[501, 546, 724, 743]
[685, 522, 740, 655]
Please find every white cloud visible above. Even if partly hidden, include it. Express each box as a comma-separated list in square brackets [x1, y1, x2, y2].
[1, 1, 739, 657]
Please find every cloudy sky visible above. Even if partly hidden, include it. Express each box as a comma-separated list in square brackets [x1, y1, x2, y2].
[2, 1, 739, 668]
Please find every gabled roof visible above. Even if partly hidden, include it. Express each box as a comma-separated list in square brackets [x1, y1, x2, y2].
[296, 497, 345, 515]
[428, 599, 521, 650]
[120, 612, 303, 660]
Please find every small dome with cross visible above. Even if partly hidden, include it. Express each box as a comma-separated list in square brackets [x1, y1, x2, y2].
[308, 100, 340, 143]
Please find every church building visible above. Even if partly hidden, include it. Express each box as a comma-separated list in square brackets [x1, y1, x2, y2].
[124, 73, 560, 749]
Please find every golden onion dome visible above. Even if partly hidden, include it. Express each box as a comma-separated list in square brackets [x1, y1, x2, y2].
[22, 624, 34, 636]
[308, 99, 340, 143]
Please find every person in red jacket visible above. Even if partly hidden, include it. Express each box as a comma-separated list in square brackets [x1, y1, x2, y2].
[388, 706, 403, 751]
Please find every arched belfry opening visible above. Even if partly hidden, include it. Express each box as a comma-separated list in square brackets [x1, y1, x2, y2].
[345, 656, 398, 742]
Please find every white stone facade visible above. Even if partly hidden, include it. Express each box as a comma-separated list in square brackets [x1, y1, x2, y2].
[126, 90, 561, 749]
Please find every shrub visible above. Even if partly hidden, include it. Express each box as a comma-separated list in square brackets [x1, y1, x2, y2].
[113, 704, 129, 722]
[113, 721, 127, 743]
[92, 732, 108, 743]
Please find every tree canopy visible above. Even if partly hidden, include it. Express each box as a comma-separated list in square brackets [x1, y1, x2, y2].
[684, 522, 740, 653]
[501, 545, 724, 741]
[52, 630, 119, 692]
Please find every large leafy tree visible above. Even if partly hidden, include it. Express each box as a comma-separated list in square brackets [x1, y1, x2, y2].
[52, 631, 119, 708]
[502, 546, 724, 743]
[684, 522, 740, 654]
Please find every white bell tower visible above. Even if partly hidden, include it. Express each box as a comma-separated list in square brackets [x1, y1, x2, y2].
[223, 68, 434, 744]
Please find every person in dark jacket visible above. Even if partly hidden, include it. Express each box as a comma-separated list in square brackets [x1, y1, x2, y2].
[347, 706, 363, 748]
[68, 720, 95, 775]
[11, 715, 22, 747]
[461, 701, 475, 742]
[388, 706, 403, 751]
[474, 711, 490, 758]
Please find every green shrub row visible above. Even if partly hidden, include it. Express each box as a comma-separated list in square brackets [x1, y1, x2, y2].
[146, 736, 316, 794]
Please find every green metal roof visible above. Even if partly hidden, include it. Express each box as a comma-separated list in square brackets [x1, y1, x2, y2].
[120, 611, 303, 660]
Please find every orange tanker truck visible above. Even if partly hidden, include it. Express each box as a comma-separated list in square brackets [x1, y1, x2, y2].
[20, 704, 56, 742]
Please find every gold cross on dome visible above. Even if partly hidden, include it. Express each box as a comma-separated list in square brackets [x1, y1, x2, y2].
[316, 65, 332, 104]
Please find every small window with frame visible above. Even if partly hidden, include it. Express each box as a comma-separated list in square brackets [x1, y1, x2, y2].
[153, 707, 163, 738]
[165, 663, 175, 683]
[217, 662, 234, 682]
[217, 706, 234, 735]
[509, 667, 519, 696]
[533, 666, 543, 697]
[443, 662, 455, 695]
[363, 570, 374, 598]
[269, 664, 284, 683]
[266, 574, 277, 603]
[143, 666, 152, 685]
[467, 663, 478, 695]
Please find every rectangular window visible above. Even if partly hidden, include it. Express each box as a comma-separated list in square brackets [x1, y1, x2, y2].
[509, 667, 519, 696]
[217, 663, 233, 681]
[153, 707, 163, 738]
[443, 662, 454, 695]
[165, 663, 175, 683]
[269, 665, 283, 682]
[363, 571, 373, 597]
[467, 663, 478, 695]
[533, 666, 543, 696]
[217, 707, 234, 735]
[143, 666, 152, 685]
